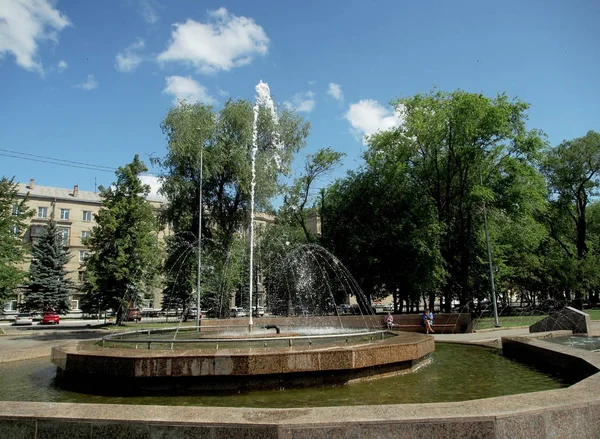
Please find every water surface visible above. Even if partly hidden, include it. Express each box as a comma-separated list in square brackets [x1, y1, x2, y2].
[0, 343, 567, 408]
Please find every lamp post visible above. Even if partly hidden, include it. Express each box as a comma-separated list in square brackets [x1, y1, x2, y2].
[196, 146, 203, 331]
[480, 170, 500, 327]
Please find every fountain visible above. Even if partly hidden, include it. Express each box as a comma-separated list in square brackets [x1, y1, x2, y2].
[50, 81, 434, 394]
[12, 81, 596, 438]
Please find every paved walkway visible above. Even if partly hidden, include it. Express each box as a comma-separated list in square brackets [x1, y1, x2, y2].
[434, 320, 600, 344]
[0, 330, 105, 363]
[434, 327, 531, 344]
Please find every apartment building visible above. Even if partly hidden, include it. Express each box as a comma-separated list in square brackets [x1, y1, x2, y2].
[4, 179, 321, 316]
[4, 179, 165, 315]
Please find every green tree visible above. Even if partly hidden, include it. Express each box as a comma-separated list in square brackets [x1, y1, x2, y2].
[153, 99, 309, 314]
[0, 177, 34, 305]
[281, 147, 344, 242]
[22, 218, 73, 313]
[542, 131, 600, 306]
[322, 133, 443, 312]
[82, 155, 160, 323]
[384, 90, 544, 310]
[323, 89, 545, 312]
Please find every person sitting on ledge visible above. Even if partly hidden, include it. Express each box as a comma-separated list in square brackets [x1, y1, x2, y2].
[422, 310, 434, 334]
[384, 312, 394, 330]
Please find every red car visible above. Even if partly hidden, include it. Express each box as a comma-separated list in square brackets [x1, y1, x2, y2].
[42, 312, 60, 325]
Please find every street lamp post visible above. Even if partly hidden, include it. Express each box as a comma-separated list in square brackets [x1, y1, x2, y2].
[480, 170, 500, 327]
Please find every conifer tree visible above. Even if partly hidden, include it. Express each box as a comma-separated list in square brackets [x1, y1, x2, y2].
[23, 218, 73, 313]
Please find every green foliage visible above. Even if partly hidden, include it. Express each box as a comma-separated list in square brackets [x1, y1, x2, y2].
[281, 147, 345, 242]
[82, 155, 160, 322]
[153, 99, 310, 313]
[22, 219, 73, 313]
[541, 131, 600, 305]
[323, 89, 547, 310]
[0, 177, 34, 304]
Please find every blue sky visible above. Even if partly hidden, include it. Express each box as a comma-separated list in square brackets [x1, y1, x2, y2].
[1, 0, 599, 200]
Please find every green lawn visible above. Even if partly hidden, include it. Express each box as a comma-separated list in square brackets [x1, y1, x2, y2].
[475, 308, 600, 330]
[586, 309, 600, 320]
[475, 315, 547, 330]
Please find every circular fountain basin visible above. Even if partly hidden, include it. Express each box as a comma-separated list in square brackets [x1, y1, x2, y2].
[51, 329, 434, 393]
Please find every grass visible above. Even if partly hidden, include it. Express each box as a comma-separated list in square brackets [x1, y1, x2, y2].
[586, 309, 600, 320]
[475, 308, 600, 330]
[475, 315, 547, 330]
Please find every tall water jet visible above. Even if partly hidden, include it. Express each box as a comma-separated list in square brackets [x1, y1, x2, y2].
[249, 80, 282, 331]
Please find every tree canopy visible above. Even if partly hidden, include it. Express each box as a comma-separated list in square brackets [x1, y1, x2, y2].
[81, 155, 160, 322]
[153, 99, 310, 316]
[0, 177, 33, 305]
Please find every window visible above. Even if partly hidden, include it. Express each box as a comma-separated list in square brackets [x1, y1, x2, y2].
[12, 204, 20, 216]
[79, 250, 90, 262]
[82, 210, 91, 222]
[30, 225, 46, 241]
[58, 228, 69, 246]
[37, 207, 47, 218]
[78, 271, 87, 282]
[81, 230, 90, 239]
[60, 208, 70, 220]
[11, 225, 20, 235]
[70, 300, 79, 310]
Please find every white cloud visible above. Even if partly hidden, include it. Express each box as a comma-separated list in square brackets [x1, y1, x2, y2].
[327, 82, 343, 101]
[139, 175, 165, 201]
[163, 75, 216, 105]
[216, 87, 228, 97]
[157, 7, 269, 74]
[284, 91, 316, 113]
[57, 59, 67, 72]
[0, 0, 71, 74]
[345, 99, 404, 144]
[75, 74, 98, 91]
[139, 0, 158, 24]
[115, 38, 144, 72]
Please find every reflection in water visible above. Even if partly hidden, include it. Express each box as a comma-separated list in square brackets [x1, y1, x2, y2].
[0, 344, 567, 408]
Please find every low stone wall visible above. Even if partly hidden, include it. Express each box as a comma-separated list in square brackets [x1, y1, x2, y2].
[1, 367, 599, 438]
[529, 306, 591, 334]
[204, 313, 472, 333]
[51, 332, 434, 393]
[503, 335, 599, 382]
[2, 334, 599, 438]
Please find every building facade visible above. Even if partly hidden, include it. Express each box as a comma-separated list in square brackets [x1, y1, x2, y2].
[4, 179, 322, 316]
[3, 179, 164, 315]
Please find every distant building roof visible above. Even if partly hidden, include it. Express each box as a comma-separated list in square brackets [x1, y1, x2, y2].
[16, 182, 165, 205]
[17, 183, 102, 204]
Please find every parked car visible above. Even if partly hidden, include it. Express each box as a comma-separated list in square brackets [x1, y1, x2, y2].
[230, 307, 247, 318]
[42, 312, 60, 325]
[14, 313, 33, 326]
[124, 308, 142, 322]
[252, 306, 265, 317]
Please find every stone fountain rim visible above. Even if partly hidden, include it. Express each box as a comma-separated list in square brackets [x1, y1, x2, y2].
[2, 335, 599, 439]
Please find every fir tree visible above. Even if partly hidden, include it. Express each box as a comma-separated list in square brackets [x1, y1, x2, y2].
[23, 218, 73, 313]
[0, 177, 34, 305]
